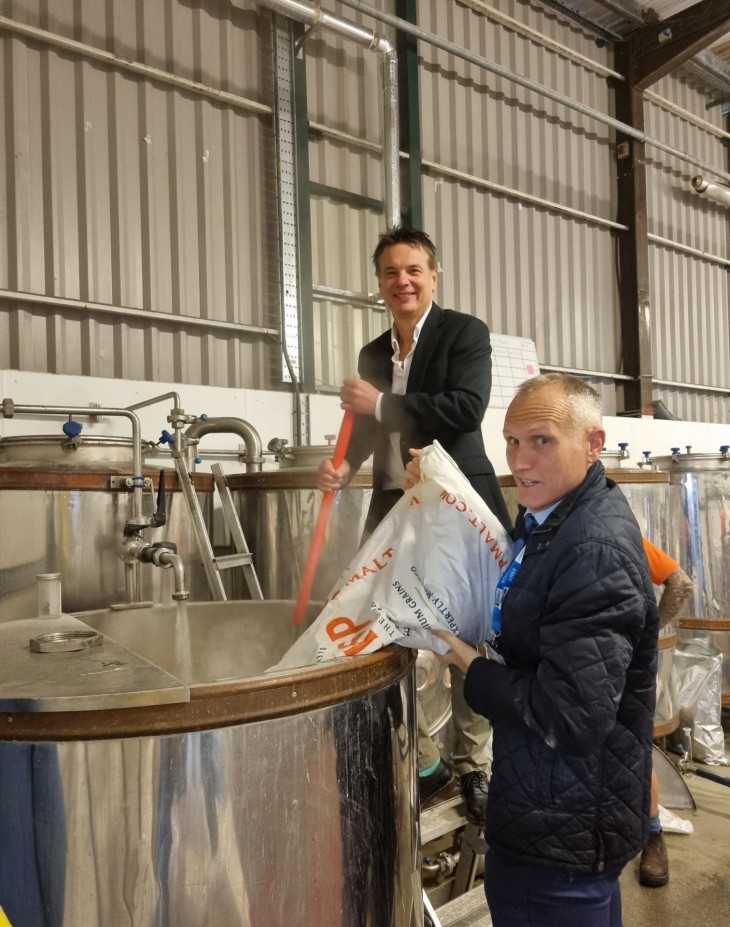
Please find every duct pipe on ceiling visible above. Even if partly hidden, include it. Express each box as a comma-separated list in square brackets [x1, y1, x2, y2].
[257, 0, 400, 229]
[691, 175, 730, 209]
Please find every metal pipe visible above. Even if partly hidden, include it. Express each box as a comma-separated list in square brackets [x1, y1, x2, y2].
[0, 288, 279, 338]
[336, 0, 730, 187]
[691, 175, 730, 208]
[460, 0, 623, 81]
[1, 400, 145, 520]
[155, 550, 190, 601]
[423, 159, 628, 231]
[647, 231, 730, 269]
[0, 15, 272, 117]
[126, 392, 182, 413]
[257, 0, 400, 228]
[184, 417, 264, 472]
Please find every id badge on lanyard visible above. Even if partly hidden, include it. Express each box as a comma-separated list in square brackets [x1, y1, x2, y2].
[491, 545, 527, 640]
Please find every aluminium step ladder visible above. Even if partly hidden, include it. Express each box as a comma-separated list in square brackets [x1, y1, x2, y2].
[173, 456, 263, 600]
[421, 795, 490, 927]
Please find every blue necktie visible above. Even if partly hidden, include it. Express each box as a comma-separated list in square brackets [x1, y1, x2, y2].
[512, 512, 538, 557]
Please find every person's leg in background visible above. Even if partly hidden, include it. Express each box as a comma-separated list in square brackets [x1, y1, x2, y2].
[450, 665, 491, 824]
[639, 767, 669, 886]
[416, 698, 453, 806]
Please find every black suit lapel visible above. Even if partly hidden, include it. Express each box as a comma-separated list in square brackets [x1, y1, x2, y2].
[407, 304, 444, 394]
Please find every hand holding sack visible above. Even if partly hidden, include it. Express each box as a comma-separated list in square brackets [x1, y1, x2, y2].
[270, 441, 511, 671]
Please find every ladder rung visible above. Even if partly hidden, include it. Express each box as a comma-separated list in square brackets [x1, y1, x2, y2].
[421, 801, 468, 844]
[214, 553, 254, 569]
[434, 884, 491, 927]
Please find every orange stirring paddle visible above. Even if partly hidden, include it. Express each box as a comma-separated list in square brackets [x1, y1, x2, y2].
[292, 411, 355, 627]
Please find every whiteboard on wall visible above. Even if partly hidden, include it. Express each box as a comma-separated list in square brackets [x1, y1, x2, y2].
[490, 333, 541, 408]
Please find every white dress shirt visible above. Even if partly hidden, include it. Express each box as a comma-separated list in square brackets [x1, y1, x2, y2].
[375, 305, 433, 490]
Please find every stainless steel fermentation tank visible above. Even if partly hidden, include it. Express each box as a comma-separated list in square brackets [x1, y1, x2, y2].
[0, 600, 420, 927]
[499, 466, 678, 734]
[227, 442, 373, 601]
[645, 448, 730, 707]
[0, 435, 213, 621]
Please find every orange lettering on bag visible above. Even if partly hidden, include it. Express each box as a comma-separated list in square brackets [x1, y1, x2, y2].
[410, 495, 421, 506]
[326, 616, 372, 642]
[340, 627, 378, 656]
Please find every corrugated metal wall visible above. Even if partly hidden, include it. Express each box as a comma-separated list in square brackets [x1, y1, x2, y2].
[1, 0, 728, 419]
[419, 0, 619, 380]
[0, 0, 282, 388]
[305, 1, 395, 389]
[304, 0, 623, 404]
[645, 73, 730, 423]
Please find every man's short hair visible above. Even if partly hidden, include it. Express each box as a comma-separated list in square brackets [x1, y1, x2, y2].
[372, 226, 438, 274]
[514, 373, 602, 431]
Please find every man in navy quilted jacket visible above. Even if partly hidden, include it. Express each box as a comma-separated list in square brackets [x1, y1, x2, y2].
[432, 373, 658, 927]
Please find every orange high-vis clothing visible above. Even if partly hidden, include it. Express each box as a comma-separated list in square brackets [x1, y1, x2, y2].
[642, 537, 679, 587]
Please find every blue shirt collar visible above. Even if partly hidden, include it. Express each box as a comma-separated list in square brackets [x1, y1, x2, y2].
[527, 500, 561, 526]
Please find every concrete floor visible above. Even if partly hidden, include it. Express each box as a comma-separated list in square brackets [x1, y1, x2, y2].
[620, 733, 730, 927]
[428, 731, 730, 927]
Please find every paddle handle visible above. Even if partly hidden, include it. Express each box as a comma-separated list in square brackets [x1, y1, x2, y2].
[292, 411, 355, 626]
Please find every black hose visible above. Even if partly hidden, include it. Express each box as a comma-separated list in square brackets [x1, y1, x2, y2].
[693, 766, 730, 788]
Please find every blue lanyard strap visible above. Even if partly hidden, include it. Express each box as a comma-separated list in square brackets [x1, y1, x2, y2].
[491, 513, 537, 639]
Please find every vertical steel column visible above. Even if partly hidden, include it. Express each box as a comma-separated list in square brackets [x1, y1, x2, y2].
[613, 70, 654, 417]
[396, 0, 422, 230]
[272, 17, 303, 387]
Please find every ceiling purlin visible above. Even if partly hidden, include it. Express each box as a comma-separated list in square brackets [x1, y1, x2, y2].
[533, 1, 629, 42]
[623, 0, 730, 89]
[587, 0, 647, 26]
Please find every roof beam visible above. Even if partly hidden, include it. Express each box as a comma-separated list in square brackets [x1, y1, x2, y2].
[623, 0, 730, 90]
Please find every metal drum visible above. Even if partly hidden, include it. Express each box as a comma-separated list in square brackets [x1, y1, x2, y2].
[227, 465, 373, 601]
[0, 435, 214, 621]
[654, 630, 680, 737]
[0, 601, 418, 927]
[646, 448, 730, 707]
[498, 467, 676, 731]
[498, 466, 671, 545]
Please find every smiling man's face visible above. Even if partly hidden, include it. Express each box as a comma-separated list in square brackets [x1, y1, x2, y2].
[504, 384, 605, 511]
[377, 243, 438, 327]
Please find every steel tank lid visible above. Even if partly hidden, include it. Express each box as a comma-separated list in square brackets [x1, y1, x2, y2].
[0, 601, 413, 740]
[498, 468, 668, 488]
[228, 467, 373, 490]
[0, 434, 158, 470]
[0, 462, 213, 491]
[641, 447, 730, 473]
[267, 435, 374, 471]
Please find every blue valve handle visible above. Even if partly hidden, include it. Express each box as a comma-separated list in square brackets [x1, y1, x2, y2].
[63, 420, 83, 438]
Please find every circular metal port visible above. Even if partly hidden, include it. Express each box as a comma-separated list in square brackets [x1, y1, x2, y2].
[30, 630, 104, 653]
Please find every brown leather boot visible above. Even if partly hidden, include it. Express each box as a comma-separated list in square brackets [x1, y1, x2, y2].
[639, 831, 669, 887]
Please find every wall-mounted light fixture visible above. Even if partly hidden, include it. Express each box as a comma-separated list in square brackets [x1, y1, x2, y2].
[691, 175, 730, 208]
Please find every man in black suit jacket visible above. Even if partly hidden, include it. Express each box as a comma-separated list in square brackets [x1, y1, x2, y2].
[318, 227, 512, 825]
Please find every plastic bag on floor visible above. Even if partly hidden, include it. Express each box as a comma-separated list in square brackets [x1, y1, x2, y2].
[270, 442, 511, 672]
[669, 637, 728, 766]
[658, 805, 693, 835]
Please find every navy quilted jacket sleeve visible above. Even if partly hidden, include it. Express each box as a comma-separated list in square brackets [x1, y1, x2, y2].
[464, 463, 658, 873]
